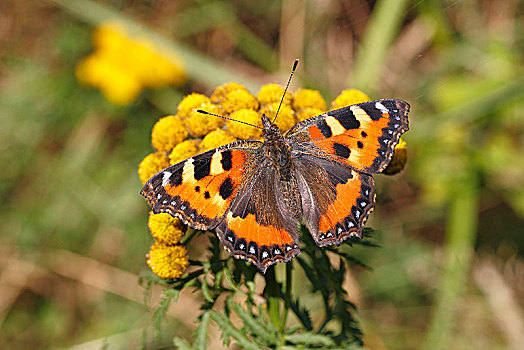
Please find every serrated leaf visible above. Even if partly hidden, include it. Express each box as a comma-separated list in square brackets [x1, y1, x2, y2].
[153, 289, 180, 339]
[173, 337, 193, 350]
[209, 311, 262, 350]
[201, 273, 214, 303]
[229, 300, 279, 346]
[289, 298, 312, 330]
[193, 312, 210, 350]
[285, 332, 336, 346]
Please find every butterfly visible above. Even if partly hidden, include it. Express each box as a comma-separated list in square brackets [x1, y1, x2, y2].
[141, 92, 409, 273]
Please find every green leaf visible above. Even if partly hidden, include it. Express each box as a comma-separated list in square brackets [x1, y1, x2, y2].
[193, 312, 210, 350]
[153, 289, 180, 339]
[208, 311, 262, 350]
[201, 273, 214, 303]
[173, 337, 193, 350]
[285, 332, 336, 347]
[229, 300, 279, 346]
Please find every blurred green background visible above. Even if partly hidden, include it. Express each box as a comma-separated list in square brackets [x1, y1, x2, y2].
[1, 0, 523, 349]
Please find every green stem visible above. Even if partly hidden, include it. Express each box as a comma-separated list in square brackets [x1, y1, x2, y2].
[280, 262, 293, 335]
[423, 172, 479, 350]
[264, 267, 281, 330]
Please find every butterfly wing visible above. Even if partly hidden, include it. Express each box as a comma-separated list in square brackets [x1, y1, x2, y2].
[141, 141, 260, 230]
[141, 141, 300, 273]
[294, 154, 375, 245]
[215, 166, 300, 273]
[286, 99, 409, 174]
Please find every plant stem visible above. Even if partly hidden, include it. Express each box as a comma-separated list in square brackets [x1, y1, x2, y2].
[423, 171, 479, 350]
[264, 267, 281, 330]
[280, 262, 293, 334]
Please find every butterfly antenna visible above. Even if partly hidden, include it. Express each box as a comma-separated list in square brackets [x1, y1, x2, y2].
[197, 110, 262, 129]
[272, 59, 299, 123]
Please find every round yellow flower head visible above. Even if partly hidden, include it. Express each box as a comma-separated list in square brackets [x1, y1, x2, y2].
[210, 82, 247, 104]
[177, 93, 211, 120]
[151, 115, 188, 151]
[138, 152, 170, 185]
[293, 88, 327, 111]
[222, 89, 259, 114]
[383, 138, 408, 175]
[199, 129, 237, 152]
[169, 139, 200, 165]
[257, 83, 292, 107]
[260, 103, 295, 132]
[147, 242, 188, 279]
[331, 89, 371, 109]
[92, 22, 127, 51]
[148, 212, 186, 244]
[296, 107, 325, 123]
[185, 103, 224, 137]
[227, 109, 262, 140]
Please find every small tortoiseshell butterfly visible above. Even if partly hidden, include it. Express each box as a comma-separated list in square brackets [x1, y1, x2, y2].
[141, 62, 409, 273]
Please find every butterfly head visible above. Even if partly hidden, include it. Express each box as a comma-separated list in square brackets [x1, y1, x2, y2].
[261, 114, 282, 141]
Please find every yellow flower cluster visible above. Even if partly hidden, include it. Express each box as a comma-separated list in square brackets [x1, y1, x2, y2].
[76, 22, 186, 105]
[146, 212, 189, 279]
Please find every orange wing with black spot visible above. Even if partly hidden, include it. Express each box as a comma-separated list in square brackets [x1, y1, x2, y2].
[141, 141, 300, 273]
[287, 99, 409, 174]
[141, 141, 257, 230]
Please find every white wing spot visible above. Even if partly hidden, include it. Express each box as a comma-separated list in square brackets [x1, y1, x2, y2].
[262, 251, 269, 259]
[249, 246, 256, 254]
[348, 221, 355, 228]
[171, 201, 176, 205]
[337, 227, 343, 234]
[274, 248, 281, 255]
[375, 102, 389, 114]
[394, 124, 399, 128]
[161, 171, 172, 187]
[228, 236, 234, 242]
[180, 205, 186, 210]
[239, 243, 244, 250]
[157, 194, 162, 199]
[286, 245, 292, 251]
[327, 232, 333, 237]
[355, 209, 360, 219]
[360, 201, 367, 207]
[388, 130, 393, 135]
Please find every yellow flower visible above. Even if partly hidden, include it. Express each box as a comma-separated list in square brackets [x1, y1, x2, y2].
[169, 139, 200, 165]
[151, 115, 188, 151]
[77, 22, 186, 106]
[138, 152, 170, 185]
[331, 89, 371, 109]
[210, 82, 247, 104]
[257, 84, 292, 106]
[260, 103, 295, 132]
[148, 212, 186, 244]
[383, 138, 408, 175]
[147, 242, 188, 279]
[177, 93, 211, 120]
[296, 107, 325, 122]
[293, 88, 326, 111]
[222, 89, 259, 114]
[227, 109, 262, 140]
[185, 103, 224, 137]
[199, 129, 237, 152]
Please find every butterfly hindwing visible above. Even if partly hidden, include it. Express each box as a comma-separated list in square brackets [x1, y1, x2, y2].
[216, 166, 300, 273]
[141, 141, 260, 230]
[287, 99, 409, 174]
[294, 155, 375, 246]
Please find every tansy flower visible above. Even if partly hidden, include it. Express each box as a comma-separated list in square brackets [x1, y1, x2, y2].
[151, 115, 188, 151]
[227, 109, 262, 139]
[222, 89, 259, 114]
[331, 89, 371, 109]
[293, 88, 327, 111]
[147, 243, 189, 280]
[199, 129, 237, 152]
[177, 93, 211, 120]
[257, 84, 293, 106]
[138, 152, 170, 185]
[210, 82, 248, 104]
[148, 212, 186, 244]
[296, 107, 325, 122]
[76, 22, 186, 106]
[185, 103, 224, 137]
[260, 103, 295, 132]
[383, 138, 408, 175]
[169, 139, 200, 165]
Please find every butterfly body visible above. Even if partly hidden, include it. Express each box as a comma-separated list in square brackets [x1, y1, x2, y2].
[141, 99, 409, 273]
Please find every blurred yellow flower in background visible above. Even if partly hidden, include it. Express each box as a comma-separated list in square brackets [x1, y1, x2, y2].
[76, 22, 186, 105]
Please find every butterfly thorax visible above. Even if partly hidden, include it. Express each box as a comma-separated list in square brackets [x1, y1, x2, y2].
[261, 115, 293, 180]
